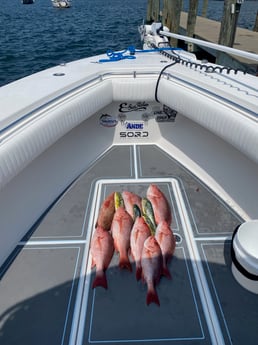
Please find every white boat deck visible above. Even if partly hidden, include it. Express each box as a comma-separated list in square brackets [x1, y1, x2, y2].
[1, 144, 257, 345]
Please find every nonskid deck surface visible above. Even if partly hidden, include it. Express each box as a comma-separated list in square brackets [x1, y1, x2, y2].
[0, 145, 257, 345]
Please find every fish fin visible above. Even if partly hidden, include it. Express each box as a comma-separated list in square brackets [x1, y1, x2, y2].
[136, 266, 142, 281]
[91, 258, 95, 269]
[146, 287, 160, 306]
[113, 238, 119, 253]
[162, 266, 172, 279]
[119, 256, 132, 272]
[92, 270, 108, 289]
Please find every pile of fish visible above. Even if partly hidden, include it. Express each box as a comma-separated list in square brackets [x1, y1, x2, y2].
[90, 184, 176, 306]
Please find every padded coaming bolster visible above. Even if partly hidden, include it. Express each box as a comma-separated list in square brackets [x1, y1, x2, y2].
[1, 74, 257, 192]
[157, 78, 258, 165]
[0, 81, 113, 190]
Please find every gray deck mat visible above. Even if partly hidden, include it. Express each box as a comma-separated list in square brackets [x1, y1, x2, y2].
[0, 145, 257, 345]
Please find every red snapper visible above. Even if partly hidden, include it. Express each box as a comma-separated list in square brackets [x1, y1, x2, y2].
[146, 184, 172, 225]
[141, 236, 162, 306]
[90, 226, 114, 289]
[130, 216, 151, 280]
[96, 192, 115, 231]
[155, 220, 176, 279]
[111, 206, 133, 271]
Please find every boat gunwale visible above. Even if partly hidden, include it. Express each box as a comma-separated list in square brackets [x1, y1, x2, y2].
[1, 68, 257, 143]
[0, 71, 158, 141]
[161, 72, 258, 121]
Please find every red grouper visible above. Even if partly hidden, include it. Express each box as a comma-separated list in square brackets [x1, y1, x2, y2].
[141, 236, 162, 306]
[90, 225, 114, 289]
[146, 184, 172, 225]
[130, 216, 151, 280]
[122, 191, 142, 220]
[155, 220, 176, 279]
[96, 192, 115, 231]
[111, 206, 133, 271]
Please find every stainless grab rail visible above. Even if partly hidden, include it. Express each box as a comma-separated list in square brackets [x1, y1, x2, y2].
[159, 30, 258, 62]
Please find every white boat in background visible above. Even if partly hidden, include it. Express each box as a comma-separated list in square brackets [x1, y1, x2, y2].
[21, 0, 35, 4]
[51, 0, 71, 8]
[0, 22, 258, 345]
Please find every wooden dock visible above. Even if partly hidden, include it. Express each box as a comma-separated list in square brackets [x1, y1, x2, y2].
[179, 12, 258, 74]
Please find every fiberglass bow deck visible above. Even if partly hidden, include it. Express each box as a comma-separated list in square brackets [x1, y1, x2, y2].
[0, 22, 258, 345]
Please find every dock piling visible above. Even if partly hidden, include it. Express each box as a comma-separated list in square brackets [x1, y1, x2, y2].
[217, 0, 244, 65]
[186, 0, 198, 51]
[253, 10, 258, 32]
[163, 0, 182, 47]
[218, 0, 243, 48]
[187, 0, 198, 37]
[146, 0, 160, 23]
[201, 0, 208, 17]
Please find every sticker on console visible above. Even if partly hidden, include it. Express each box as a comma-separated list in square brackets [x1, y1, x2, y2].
[119, 121, 149, 138]
[119, 102, 149, 113]
[155, 105, 177, 122]
[99, 114, 118, 127]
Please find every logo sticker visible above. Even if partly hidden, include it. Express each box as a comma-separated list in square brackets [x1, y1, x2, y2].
[155, 105, 177, 122]
[120, 131, 149, 138]
[125, 122, 144, 130]
[119, 121, 148, 138]
[99, 114, 118, 127]
[119, 102, 149, 113]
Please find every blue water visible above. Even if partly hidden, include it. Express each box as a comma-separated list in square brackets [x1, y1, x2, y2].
[0, 0, 257, 86]
[183, 0, 258, 30]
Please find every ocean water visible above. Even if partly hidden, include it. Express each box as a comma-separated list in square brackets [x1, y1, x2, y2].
[0, 0, 257, 87]
[183, 0, 258, 30]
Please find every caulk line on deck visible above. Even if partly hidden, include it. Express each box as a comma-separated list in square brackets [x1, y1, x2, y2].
[200, 242, 233, 344]
[173, 179, 225, 345]
[133, 144, 138, 179]
[18, 239, 87, 246]
[70, 177, 227, 345]
[195, 236, 231, 242]
[88, 245, 205, 343]
[69, 177, 101, 345]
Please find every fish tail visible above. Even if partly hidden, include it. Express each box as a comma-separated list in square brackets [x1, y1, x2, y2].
[162, 265, 172, 279]
[146, 286, 160, 306]
[92, 270, 108, 289]
[136, 265, 142, 281]
[119, 256, 132, 272]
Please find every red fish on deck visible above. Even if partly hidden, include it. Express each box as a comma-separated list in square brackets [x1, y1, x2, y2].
[146, 184, 172, 225]
[96, 192, 115, 231]
[155, 220, 176, 279]
[111, 206, 133, 271]
[90, 226, 114, 289]
[122, 191, 142, 220]
[130, 216, 151, 280]
[141, 236, 162, 306]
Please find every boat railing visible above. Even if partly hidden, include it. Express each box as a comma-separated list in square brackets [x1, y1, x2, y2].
[159, 30, 258, 63]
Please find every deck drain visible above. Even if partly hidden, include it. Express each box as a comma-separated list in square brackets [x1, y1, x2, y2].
[53, 72, 65, 77]
[174, 233, 182, 244]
